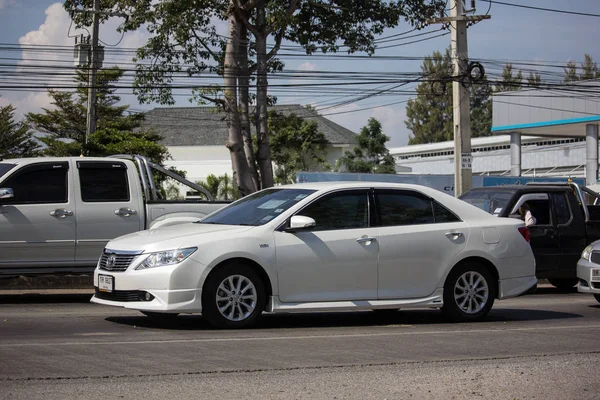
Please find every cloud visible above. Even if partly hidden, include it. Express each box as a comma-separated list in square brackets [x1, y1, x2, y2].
[5, 2, 149, 120]
[298, 62, 316, 71]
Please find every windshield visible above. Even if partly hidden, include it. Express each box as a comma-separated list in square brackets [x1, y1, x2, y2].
[200, 188, 316, 226]
[460, 190, 515, 216]
[0, 163, 16, 181]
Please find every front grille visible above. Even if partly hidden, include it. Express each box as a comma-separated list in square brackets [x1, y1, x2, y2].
[590, 252, 600, 264]
[95, 288, 141, 302]
[592, 282, 600, 290]
[99, 252, 139, 272]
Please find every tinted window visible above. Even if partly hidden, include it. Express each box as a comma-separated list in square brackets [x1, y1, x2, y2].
[300, 191, 368, 231]
[0, 163, 16, 180]
[460, 190, 515, 215]
[376, 191, 434, 226]
[551, 193, 571, 225]
[201, 188, 315, 226]
[528, 199, 552, 225]
[433, 200, 461, 223]
[78, 162, 129, 202]
[1, 163, 68, 204]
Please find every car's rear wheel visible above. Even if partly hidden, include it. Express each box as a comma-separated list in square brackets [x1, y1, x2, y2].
[442, 262, 496, 322]
[594, 294, 600, 304]
[548, 278, 578, 291]
[202, 263, 266, 329]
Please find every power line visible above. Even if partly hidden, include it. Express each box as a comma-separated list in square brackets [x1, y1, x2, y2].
[487, 0, 600, 18]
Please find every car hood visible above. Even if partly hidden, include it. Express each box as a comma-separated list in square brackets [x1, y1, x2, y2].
[105, 223, 254, 252]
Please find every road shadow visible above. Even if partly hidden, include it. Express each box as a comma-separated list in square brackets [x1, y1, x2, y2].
[105, 306, 582, 331]
[0, 293, 93, 304]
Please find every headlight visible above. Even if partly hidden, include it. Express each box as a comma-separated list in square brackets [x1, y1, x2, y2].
[136, 247, 197, 270]
[581, 244, 594, 261]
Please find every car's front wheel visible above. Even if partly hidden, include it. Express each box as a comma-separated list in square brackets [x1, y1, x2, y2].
[442, 262, 496, 322]
[201, 263, 266, 329]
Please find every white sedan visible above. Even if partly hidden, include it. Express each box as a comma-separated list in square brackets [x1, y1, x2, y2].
[91, 182, 536, 328]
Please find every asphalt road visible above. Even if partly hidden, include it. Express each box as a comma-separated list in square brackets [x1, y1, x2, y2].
[1, 287, 599, 399]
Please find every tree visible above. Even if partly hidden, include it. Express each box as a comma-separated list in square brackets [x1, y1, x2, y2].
[406, 48, 492, 145]
[26, 67, 168, 164]
[197, 174, 241, 201]
[268, 110, 330, 184]
[0, 104, 41, 159]
[65, 0, 445, 195]
[527, 72, 542, 88]
[495, 64, 523, 92]
[564, 54, 600, 82]
[336, 118, 395, 174]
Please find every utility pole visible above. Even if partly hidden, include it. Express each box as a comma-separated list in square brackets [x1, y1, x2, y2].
[427, 0, 490, 197]
[84, 0, 101, 156]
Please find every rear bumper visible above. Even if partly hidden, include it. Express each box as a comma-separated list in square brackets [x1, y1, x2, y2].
[498, 275, 537, 299]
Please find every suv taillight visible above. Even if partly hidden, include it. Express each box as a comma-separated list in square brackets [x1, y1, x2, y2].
[518, 227, 530, 243]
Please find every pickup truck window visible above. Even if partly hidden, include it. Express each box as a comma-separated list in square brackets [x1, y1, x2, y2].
[78, 162, 129, 202]
[551, 193, 572, 225]
[526, 199, 552, 225]
[0, 163, 16, 180]
[200, 188, 315, 226]
[460, 190, 514, 215]
[0, 162, 68, 204]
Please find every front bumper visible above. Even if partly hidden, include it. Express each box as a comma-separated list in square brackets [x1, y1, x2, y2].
[90, 256, 207, 313]
[577, 258, 600, 294]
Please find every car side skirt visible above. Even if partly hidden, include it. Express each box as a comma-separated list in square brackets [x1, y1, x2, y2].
[266, 288, 444, 313]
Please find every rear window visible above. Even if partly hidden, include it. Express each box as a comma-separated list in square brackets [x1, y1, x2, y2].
[460, 190, 515, 216]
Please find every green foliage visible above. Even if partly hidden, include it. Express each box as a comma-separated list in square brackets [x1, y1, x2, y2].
[26, 67, 168, 163]
[0, 104, 41, 159]
[268, 110, 330, 184]
[336, 118, 395, 174]
[564, 54, 600, 82]
[495, 64, 523, 92]
[196, 174, 240, 201]
[405, 47, 492, 145]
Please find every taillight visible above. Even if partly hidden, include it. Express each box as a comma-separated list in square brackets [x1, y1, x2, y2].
[518, 227, 530, 243]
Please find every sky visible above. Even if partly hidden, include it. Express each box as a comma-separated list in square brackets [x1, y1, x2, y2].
[0, 0, 599, 147]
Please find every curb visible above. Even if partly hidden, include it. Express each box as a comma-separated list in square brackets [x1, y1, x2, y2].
[0, 275, 93, 290]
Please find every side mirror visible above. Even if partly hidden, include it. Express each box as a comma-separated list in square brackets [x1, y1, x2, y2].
[285, 215, 316, 232]
[0, 188, 13, 200]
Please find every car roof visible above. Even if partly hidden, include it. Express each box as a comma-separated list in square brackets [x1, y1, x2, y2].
[0, 157, 127, 166]
[279, 181, 444, 192]
[465, 185, 571, 193]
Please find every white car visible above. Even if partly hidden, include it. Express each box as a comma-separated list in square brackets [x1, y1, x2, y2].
[577, 241, 600, 303]
[91, 182, 536, 328]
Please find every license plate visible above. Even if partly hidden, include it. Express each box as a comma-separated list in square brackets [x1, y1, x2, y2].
[592, 269, 600, 282]
[98, 275, 114, 292]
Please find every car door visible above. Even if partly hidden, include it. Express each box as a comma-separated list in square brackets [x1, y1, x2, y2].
[274, 189, 379, 303]
[375, 189, 468, 299]
[74, 161, 143, 263]
[551, 192, 586, 274]
[0, 161, 75, 267]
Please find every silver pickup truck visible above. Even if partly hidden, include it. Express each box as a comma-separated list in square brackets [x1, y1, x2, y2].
[0, 155, 229, 277]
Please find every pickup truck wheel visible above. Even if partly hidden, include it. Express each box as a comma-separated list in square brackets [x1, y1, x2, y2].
[594, 294, 600, 304]
[547, 278, 578, 291]
[140, 311, 179, 320]
[202, 264, 265, 329]
[442, 262, 496, 322]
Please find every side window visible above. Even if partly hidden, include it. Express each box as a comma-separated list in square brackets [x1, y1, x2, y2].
[299, 191, 368, 231]
[433, 200, 461, 223]
[78, 162, 129, 202]
[376, 191, 434, 226]
[527, 199, 552, 226]
[0, 163, 68, 204]
[551, 193, 572, 225]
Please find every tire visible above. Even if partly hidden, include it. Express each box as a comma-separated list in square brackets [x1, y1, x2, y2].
[594, 294, 600, 304]
[547, 278, 578, 291]
[140, 311, 180, 320]
[201, 263, 266, 329]
[441, 262, 497, 322]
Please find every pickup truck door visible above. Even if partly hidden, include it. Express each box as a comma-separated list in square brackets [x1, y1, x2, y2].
[551, 192, 586, 274]
[74, 161, 144, 263]
[0, 162, 75, 268]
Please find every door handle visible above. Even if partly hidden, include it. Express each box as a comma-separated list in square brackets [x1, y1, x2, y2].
[50, 209, 73, 218]
[357, 237, 377, 246]
[115, 208, 138, 217]
[445, 232, 464, 240]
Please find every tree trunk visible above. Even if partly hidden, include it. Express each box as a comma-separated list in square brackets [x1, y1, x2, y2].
[224, 10, 255, 197]
[238, 23, 260, 191]
[254, 3, 274, 189]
